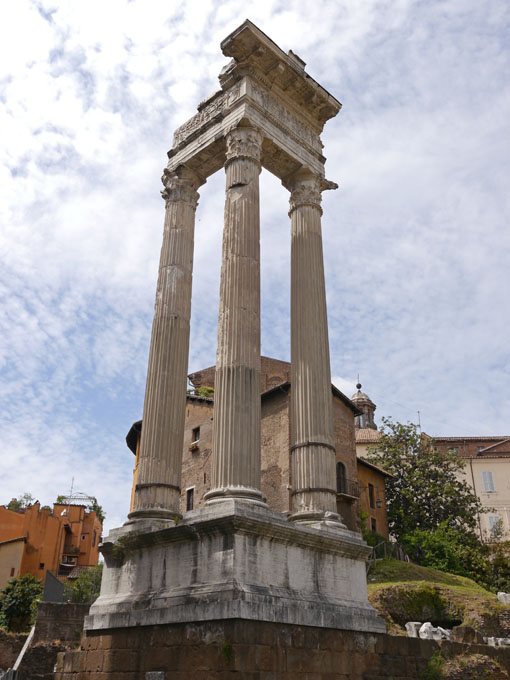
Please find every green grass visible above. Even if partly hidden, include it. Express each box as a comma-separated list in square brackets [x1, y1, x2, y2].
[368, 558, 490, 591]
[367, 559, 508, 635]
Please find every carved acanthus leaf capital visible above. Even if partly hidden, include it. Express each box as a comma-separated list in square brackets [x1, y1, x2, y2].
[225, 126, 262, 165]
[160, 166, 203, 208]
[284, 170, 338, 215]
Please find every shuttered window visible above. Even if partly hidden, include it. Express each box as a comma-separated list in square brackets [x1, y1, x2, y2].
[482, 470, 495, 492]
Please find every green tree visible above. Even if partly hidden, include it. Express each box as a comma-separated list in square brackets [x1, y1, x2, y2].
[63, 564, 103, 604]
[365, 419, 486, 543]
[87, 497, 105, 524]
[0, 574, 43, 632]
[7, 493, 35, 511]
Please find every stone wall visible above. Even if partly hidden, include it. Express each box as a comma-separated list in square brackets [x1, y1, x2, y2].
[33, 602, 89, 645]
[55, 619, 510, 679]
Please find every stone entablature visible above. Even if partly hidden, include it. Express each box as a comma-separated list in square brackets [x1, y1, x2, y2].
[168, 20, 340, 185]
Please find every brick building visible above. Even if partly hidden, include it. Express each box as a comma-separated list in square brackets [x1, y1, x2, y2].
[0, 502, 102, 589]
[128, 358, 361, 530]
[127, 358, 391, 535]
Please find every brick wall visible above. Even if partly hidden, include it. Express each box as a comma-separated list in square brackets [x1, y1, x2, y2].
[179, 397, 214, 513]
[55, 619, 510, 679]
[261, 388, 291, 512]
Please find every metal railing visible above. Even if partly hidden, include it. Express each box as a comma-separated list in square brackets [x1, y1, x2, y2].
[336, 477, 360, 498]
[366, 540, 411, 573]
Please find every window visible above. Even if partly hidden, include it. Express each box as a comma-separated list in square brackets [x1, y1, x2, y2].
[186, 488, 194, 511]
[368, 483, 375, 509]
[477, 446, 484, 453]
[370, 518, 377, 532]
[192, 426, 200, 442]
[92, 531, 97, 547]
[39, 562, 45, 570]
[81, 535, 86, 541]
[336, 462, 347, 494]
[450, 447, 459, 454]
[488, 515, 502, 537]
[10, 568, 15, 577]
[482, 471, 495, 493]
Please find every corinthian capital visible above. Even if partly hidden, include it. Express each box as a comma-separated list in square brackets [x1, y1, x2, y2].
[284, 169, 338, 216]
[161, 166, 203, 208]
[225, 126, 262, 165]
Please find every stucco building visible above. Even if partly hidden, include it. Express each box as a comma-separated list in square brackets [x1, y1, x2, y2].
[127, 358, 391, 537]
[0, 502, 102, 589]
[434, 436, 510, 541]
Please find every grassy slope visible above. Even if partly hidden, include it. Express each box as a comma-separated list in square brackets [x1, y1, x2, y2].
[367, 559, 508, 635]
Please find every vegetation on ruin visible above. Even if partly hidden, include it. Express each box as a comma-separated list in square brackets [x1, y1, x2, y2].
[6, 493, 36, 511]
[55, 494, 105, 524]
[188, 385, 214, 398]
[367, 559, 510, 637]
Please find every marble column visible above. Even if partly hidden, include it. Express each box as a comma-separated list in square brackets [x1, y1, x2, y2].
[205, 126, 265, 505]
[129, 165, 202, 520]
[285, 169, 344, 525]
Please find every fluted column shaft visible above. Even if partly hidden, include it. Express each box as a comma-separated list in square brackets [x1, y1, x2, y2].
[130, 166, 201, 520]
[286, 170, 343, 524]
[205, 126, 265, 505]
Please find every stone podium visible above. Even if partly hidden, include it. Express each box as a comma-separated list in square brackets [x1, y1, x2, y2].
[86, 19, 384, 640]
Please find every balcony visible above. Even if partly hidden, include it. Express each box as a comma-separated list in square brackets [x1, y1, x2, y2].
[336, 478, 359, 499]
[62, 544, 80, 555]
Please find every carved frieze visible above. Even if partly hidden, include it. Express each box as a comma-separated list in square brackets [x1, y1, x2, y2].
[248, 81, 322, 154]
[172, 84, 242, 148]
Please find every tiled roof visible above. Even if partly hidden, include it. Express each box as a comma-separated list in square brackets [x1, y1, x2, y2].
[357, 456, 392, 477]
[355, 428, 382, 444]
[434, 436, 510, 441]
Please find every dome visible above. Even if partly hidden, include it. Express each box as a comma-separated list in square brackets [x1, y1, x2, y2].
[351, 383, 375, 406]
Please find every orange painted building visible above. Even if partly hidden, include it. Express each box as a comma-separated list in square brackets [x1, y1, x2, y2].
[0, 502, 102, 589]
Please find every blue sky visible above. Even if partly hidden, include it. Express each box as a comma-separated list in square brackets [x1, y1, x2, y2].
[1, 0, 509, 533]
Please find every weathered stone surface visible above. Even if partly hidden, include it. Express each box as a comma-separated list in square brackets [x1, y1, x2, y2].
[405, 621, 422, 638]
[285, 169, 342, 525]
[451, 625, 485, 644]
[87, 501, 383, 633]
[206, 126, 265, 507]
[57, 620, 510, 679]
[130, 165, 203, 520]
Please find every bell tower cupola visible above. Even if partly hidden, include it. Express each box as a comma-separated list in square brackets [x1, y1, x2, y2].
[351, 382, 377, 430]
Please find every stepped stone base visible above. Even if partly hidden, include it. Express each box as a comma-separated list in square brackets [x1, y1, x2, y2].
[86, 500, 384, 633]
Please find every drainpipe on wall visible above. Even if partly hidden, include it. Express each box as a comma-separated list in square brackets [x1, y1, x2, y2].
[469, 457, 483, 540]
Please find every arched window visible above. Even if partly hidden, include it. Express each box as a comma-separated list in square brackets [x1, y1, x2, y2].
[336, 461, 347, 494]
